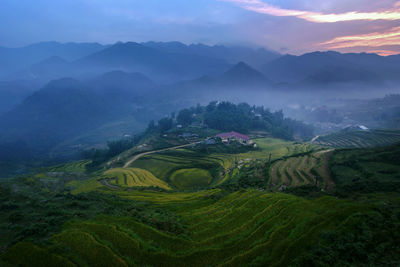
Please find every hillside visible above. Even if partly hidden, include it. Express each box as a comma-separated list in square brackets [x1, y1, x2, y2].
[261, 51, 400, 84]
[76, 42, 231, 82]
[1, 139, 400, 266]
[0, 81, 36, 114]
[312, 129, 400, 148]
[142, 41, 280, 68]
[0, 42, 106, 79]
[220, 62, 269, 85]
[330, 143, 400, 195]
[0, 71, 168, 161]
[0, 78, 113, 156]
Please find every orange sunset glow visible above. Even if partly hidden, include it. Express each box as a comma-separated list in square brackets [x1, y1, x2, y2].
[223, 0, 400, 55]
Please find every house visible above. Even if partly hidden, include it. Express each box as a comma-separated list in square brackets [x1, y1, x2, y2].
[179, 133, 199, 139]
[204, 138, 216, 145]
[216, 131, 250, 144]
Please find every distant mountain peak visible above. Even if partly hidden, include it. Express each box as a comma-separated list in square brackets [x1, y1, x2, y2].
[44, 77, 81, 90]
[223, 62, 266, 80]
[36, 56, 68, 65]
[95, 70, 154, 86]
[215, 61, 270, 87]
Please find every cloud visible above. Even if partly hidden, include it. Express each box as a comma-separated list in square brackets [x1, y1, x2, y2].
[319, 26, 400, 55]
[221, 0, 400, 23]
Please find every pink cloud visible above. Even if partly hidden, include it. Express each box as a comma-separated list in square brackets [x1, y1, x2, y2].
[221, 0, 400, 23]
[319, 26, 400, 55]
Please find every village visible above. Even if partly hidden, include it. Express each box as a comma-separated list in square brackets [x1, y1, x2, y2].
[175, 129, 256, 148]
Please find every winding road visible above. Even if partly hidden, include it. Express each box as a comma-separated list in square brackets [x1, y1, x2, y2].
[123, 142, 200, 168]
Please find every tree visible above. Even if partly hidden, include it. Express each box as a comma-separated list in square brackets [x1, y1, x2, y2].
[177, 109, 193, 126]
[195, 103, 202, 113]
[106, 139, 134, 158]
[158, 118, 173, 133]
[146, 120, 156, 132]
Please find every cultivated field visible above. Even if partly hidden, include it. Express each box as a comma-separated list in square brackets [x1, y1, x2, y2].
[104, 168, 171, 190]
[129, 138, 319, 190]
[170, 168, 213, 190]
[3, 142, 400, 266]
[312, 129, 400, 148]
[268, 150, 334, 191]
[2, 190, 375, 267]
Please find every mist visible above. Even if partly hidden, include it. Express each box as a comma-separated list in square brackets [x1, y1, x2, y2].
[0, 41, 399, 177]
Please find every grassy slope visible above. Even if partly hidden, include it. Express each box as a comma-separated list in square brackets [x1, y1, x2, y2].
[104, 168, 171, 190]
[2, 140, 400, 266]
[170, 168, 213, 190]
[330, 143, 400, 195]
[4, 189, 397, 267]
[313, 129, 400, 148]
[130, 138, 318, 190]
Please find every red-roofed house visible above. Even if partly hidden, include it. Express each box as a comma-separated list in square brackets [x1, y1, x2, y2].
[217, 131, 250, 144]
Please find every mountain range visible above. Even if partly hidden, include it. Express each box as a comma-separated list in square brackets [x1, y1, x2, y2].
[262, 51, 400, 84]
[0, 42, 106, 79]
[1, 41, 400, 162]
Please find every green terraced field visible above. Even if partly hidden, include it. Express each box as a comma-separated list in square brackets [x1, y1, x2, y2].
[2, 142, 400, 266]
[313, 129, 400, 148]
[67, 177, 104, 194]
[268, 150, 334, 191]
[2, 190, 386, 267]
[170, 168, 213, 190]
[129, 138, 319, 189]
[330, 142, 400, 195]
[104, 168, 171, 190]
[40, 138, 320, 193]
[47, 160, 91, 173]
[131, 150, 221, 182]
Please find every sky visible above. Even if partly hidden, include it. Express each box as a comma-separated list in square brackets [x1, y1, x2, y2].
[1, 0, 400, 55]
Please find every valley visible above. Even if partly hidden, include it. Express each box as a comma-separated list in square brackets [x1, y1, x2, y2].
[0, 37, 400, 266]
[1, 129, 400, 266]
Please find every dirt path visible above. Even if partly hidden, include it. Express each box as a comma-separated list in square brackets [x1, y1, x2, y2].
[123, 142, 200, 168]
[100, 179, 120, 190]
[311, 135, 320, 143]
[313, 149, 335, 191]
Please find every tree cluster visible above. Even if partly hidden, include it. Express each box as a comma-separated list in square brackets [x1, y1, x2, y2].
[203, 101, 314, 140]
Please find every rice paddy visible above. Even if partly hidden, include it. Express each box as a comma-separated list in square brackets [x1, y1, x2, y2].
[2, 139, 400, 266]
[170, 168, 213, 190]
[268, 150, 334, 191]
[104, 168, 171, 190]
[2, 190, 377, 266]
[312, 129, 400, 148]
[127, 138, 319, 190]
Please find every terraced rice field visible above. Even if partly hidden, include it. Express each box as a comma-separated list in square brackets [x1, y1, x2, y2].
[129, 138, 319, 190]
[104, 168, 171, 190]
[47, 160, 91, 173]
[3, 190, 372, 266]
[268, 150, 334, 191]
[313, 130, 400, 148]
[170, 168, 213, 190]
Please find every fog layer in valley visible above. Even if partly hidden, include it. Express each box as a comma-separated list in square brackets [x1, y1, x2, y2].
[0, 41, 399, 176]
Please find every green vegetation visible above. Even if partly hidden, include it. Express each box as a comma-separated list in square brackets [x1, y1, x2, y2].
[129, 138, 318, 190]
[144, 101, 314, 141]
[330, 142, 400, 196]
[1, 133, 400, 266]
[104, 168, 171, 190]
[131, 149, 221, 185]
[313, 129, 400, 148]
[2, 188, 399, 266]
[0, 178, 184, 251]
[82, 139, 137, 169]
[170, 168, 213, 190]
[267, 150, 334, 191]
[203, 101, 314, 140]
